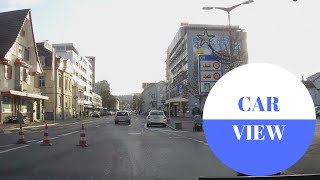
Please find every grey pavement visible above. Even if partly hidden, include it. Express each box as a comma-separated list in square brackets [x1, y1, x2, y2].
[0, 115, 235, 180]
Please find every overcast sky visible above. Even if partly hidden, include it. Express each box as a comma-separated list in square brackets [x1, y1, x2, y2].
[1, 0, 319, 95]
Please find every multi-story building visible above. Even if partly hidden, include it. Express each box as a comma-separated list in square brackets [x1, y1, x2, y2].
[86, 56, 96, 92]
[141, 81, 166, 115]
[53, 43, 94, 116]
[0, 9, 48, 124]
[92, 92, 102, 112]
[165, 23, 248, 117]
[36, 41, 74, 120]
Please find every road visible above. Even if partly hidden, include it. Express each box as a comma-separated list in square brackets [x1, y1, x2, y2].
[0, 115, 235, 180]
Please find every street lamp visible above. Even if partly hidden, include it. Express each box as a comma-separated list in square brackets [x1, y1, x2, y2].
[202, 0, 254, 65]
[202, 0, 254, 27]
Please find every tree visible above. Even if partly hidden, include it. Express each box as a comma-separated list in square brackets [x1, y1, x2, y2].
[130, 94, 143, 112]
[185, 28, 248, 109]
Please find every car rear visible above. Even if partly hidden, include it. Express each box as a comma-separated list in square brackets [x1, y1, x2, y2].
[147, 110, 167, 127]
[115, 111, 131, 125]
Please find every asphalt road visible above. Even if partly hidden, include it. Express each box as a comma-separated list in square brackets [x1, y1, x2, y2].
[0, 115, 235, 180]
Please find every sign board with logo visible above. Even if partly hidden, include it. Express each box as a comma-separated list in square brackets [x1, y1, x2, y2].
[203, 63, 316, 176]
[198, 54, 223, 95]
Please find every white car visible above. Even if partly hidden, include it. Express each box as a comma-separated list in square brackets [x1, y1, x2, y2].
[147, 110, 167, 127]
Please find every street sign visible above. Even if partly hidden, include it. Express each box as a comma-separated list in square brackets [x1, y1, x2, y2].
[161, 100, 166, 104]
[177, 84, 183, 94]
[198, 54, 223, 95]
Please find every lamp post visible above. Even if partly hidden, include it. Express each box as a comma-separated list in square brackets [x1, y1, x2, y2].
[203, 0, 254, 57]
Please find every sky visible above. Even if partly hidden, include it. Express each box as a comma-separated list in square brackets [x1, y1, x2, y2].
[1, 0, 319, 95]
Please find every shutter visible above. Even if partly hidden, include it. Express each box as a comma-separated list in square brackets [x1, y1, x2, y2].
[4, 65, 8, 78]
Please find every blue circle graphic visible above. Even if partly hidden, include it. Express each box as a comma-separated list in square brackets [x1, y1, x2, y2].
[203, 63, 316, 176]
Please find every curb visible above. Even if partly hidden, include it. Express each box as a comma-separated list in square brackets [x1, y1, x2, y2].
[167, 123, 177, 131]
[5, 123, 59, 131]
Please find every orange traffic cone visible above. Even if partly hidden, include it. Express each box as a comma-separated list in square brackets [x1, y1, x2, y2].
[77, 124, 88, 147]
[40, 124, 52, 146]
[17, 124, 27, 144]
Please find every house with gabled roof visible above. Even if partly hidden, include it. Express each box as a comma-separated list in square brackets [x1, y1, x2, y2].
[0, 9, 48, 124]
[302, 73, 320, 106]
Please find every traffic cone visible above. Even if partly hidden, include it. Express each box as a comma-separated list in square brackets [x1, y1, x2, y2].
[17, 124, 27, 144]
[77, 124, 88, 147]
[40, 124, 52, 146]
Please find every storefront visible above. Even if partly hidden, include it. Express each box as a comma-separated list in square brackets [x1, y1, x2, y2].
[165, 97, 189, 117]
[0, 90, 49, 124]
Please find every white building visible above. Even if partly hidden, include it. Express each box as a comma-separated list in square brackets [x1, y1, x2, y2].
[53, 43, 94, 115]
[141, 81, 166, 115]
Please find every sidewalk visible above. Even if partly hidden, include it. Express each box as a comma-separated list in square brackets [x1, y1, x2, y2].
[0, 117, 95, 133]
[167, 116, 199, 132]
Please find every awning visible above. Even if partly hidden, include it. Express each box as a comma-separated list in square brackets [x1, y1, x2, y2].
[165, 97, 188, 104]
[1, 90, 49, 100]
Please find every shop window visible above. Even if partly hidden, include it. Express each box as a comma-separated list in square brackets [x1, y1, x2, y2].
[2, 96, 12, 113]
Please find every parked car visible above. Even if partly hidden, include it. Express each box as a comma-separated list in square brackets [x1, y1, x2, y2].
[315, 106, 320, 116]
[115, 111, 131, 125]
[147, 110, 167, 127]
[91, 112, 100, 118]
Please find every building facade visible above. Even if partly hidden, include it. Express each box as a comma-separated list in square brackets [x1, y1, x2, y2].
[36, 41, 74, 120]
[304, 73, 320, 106]
[92, 92, 102, 112]
[0, 9, 48, 124]
[165, 23, 248, 117]
[141, 81, 166, 115]
[86, 56, 96, 92]
[53, 43, 94, 116]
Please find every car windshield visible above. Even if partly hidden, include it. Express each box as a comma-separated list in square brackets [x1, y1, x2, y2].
[150, 111, 164, 116]
[117, 112, 128, 116]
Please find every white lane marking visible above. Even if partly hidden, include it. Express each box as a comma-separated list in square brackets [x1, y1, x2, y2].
[50, 137, 59, 140]
[58, 131, 79, 137]
[159, 131, 208, 146]
[27, 139, 37, 143]
[128, 132, 141, 135]
[0, 144, 15, 148]
[0, 145, 29, 154]
[36, 140, 42, 144]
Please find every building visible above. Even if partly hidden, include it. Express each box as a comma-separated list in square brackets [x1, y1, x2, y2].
[36, 41, 74, 120]
[115, 99, 120, 111]
[165, 23, 248, 117]
[53, 43, 94, 116]
[86, 56, 96, 92]
[92, 92, 102, 112]
[141, 81, 166, 115]
[0, 9, 48, 124]
[304, 73, 320, 106]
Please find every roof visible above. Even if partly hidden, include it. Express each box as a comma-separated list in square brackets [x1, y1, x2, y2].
[0, 9, 30, 56]
[302, 80, 316, 88]
[307, 72, 320, 82]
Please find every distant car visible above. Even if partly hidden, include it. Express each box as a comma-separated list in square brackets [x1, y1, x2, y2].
[91, 112, 100, 118]
[147, 110, 167, 127]
[315, 106, 320, 116]
[115, 111, 131, 125]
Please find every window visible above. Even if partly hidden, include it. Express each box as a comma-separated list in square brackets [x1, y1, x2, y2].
[18, 44, 23, 58]
[4, 65, 12, 79]
[66, 97, 68, 108]
[59, 96, 62, 107]
[39, 76, 45, 87]
[65, 77, 68, 90]
[58, 75, 62, 88]
[69, 80, 71, 91]
[20, 30, 26, 37]
[2, 96, 12, 113]
[24, 48, 29, 61]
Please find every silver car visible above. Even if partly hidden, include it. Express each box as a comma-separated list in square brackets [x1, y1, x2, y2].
[147, 110, 167, 127]
[115, 111, 131, 125]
